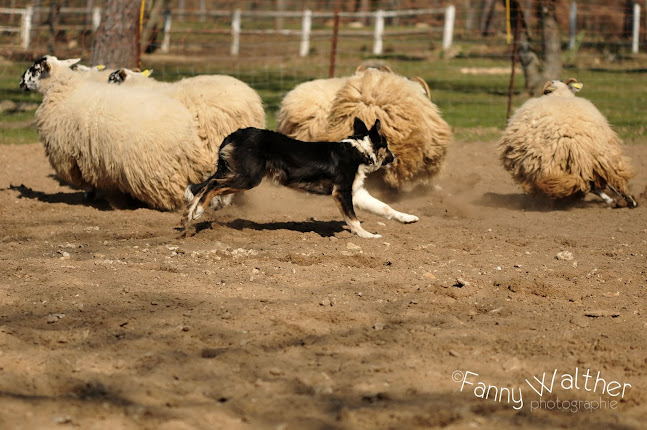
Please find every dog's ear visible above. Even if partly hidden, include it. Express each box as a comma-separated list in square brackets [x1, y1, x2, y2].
[371, 118, 382, 134]
[353, 117, 369, 136]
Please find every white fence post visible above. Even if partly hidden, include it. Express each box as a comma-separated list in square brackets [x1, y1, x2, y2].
[632, 3, 641, 54]
[300, 9, 312, 57]
[568, 1, 577, 49]
[92, 6, 101, 31]
[21, 6, 32, 49]
[161, 10, 172, 53]
[442, 4, 455, 51]
[231, 9, 241, 56]
[373, 10, 384, 55]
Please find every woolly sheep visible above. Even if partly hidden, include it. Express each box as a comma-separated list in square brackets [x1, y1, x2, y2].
[498, 78, 637, 207]
[276, 76, 348, 141]
[322, 67, 451, 191]
[108, 67, 266, 165]
[20, 55, 213, 210]
[276, 65, 433, 145]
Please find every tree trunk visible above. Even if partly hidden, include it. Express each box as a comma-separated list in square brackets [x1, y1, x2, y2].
[91, 0, 141, 69]
[509, 0, 542, 95]
[141, 0, 170, 54]
[507, 0, 562, 96]
[539, 0, 562, 82]
[479, 0, 496, 35]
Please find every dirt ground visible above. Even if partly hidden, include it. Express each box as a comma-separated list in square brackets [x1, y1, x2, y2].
[0, 139, 646, 430]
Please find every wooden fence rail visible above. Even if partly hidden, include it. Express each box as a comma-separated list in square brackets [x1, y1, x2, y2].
[0, 3, 643, 55]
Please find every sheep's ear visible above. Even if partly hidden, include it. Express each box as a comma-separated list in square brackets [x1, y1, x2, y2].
[95, 64, 105, 71]
[542, 80, 556, 94]
[569, 81, 583, 92]
[353, 117, 369, 136]
[61, 58, 81, 68]
[41, 58, 52, 72]
[142, 69, 152, 77]
[119, 69, 128, 81]
[355, 64, 367, 74]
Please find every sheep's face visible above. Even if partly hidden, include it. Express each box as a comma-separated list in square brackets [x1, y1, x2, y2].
[108, 68, 152, 85]
[20, 56, 50, 91]
[107, 69, 128, 84]
[20, 56, 81, 91]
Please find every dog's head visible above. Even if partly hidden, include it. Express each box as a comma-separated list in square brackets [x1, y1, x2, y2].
[20, 56, 80, 91]
[350, 117, 394, 168]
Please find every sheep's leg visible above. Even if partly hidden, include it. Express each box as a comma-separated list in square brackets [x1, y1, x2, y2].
[590, 183, 614, 205]
[332, 187, 381, 239]
[606, 183, 638, 208]
[352, 188, 419, 224]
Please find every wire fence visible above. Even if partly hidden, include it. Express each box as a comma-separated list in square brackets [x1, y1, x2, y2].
[1, 1, 645, 65]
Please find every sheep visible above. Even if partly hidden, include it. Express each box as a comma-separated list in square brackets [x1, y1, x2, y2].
[498, 78, 637, 208]
[276, 65, 433, 145]
[20, 55, 214, 211]
[321, 67, 452, 191]
[107, 67, 266, 164]
[276, 76, 348, 141]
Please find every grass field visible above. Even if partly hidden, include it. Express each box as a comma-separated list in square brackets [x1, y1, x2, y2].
[2, 54, 647, 145]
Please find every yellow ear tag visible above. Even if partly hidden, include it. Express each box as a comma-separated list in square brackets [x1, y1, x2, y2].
[96, 64, 106, 71]
[572, 82, 583, 91]
[142, 69, 151, 77]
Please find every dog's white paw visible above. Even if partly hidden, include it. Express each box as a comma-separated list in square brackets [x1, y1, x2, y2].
[356, 230, 382, 239]
[184, 186, 195, 202]
[192, 204, 204, 220]
[397, 213, 419, 224]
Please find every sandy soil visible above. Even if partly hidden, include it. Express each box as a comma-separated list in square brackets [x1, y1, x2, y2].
[0, 139, 646, 430]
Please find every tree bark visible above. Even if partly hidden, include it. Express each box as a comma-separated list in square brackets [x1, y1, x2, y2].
[91, 0, 141, 69]
[539, 0, 562, 82]
[507, 0, 562, 96]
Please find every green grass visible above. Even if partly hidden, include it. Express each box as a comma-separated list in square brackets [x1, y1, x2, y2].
[2, 55, 647, 145]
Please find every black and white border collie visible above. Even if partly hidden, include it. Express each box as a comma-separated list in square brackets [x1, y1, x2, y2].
[183, 118, 418, 238]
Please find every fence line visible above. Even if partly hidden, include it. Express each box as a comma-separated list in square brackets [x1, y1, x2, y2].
[0, 4, 643, 55]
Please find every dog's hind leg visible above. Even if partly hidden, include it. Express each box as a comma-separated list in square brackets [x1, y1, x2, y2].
[332, 187, 381, 239]
[606, 183, 638, 208]
[353, 188, 419, 224]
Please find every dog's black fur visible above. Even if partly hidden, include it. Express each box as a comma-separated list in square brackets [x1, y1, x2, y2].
[184, 118, 418, 238]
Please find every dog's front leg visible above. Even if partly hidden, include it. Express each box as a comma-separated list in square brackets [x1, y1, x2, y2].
[332, 187, 381, 239]
[352, 188, 419, 224]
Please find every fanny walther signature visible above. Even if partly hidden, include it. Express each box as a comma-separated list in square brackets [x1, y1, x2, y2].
[452, 368, 632, 411]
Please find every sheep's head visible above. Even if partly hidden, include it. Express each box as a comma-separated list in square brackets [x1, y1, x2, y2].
[107, 68, 152, 84]
[19, 55, 80, 91]
[542, 78, 583, 96]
